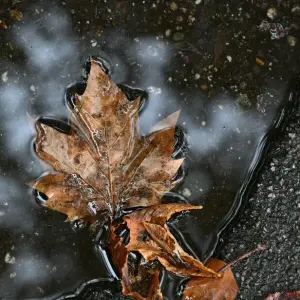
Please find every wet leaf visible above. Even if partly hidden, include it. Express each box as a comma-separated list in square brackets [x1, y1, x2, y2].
[30, 59, 183, 221]
[123, 204, 219, 277]
[116, 203, 219, 299]
[266, 290, 300, 300]
[183, 258, 239, 300]
[122, 252, 163, 300]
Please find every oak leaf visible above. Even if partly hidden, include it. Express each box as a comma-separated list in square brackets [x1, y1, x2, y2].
[183, 258, 239, 300]
[30, 59, 183, 221]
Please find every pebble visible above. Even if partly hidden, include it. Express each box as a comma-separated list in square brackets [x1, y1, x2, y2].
[30, 85, 36, 92]
[194, 73, 200, 80]
[10, 272, 17, 278]
[226, 55, 232, 62]
[267, 7, 277, 20]
[170, 2, 178, 11]
[195, 0, 202, 4]
[1, 71, 8, 83]
[172, 32, 185, 41]
[90, 39, 97, 47]
[288, 133, 296, 139]
[147, 86, 161, 95]
[5, 253, 15, 264]
[182, 188, 192, 198]
[236, 93, 251, 108]
[287, 36, 297, 47]
[165, 29, 171, 37]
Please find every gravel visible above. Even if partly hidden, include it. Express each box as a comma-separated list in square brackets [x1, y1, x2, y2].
[219, 101, 300, 299]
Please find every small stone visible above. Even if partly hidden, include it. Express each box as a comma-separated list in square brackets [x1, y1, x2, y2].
[182, 188, 192, 198]
[10, 272, 17, 278]
[165, 29, 171, 37]
[226, 55, 232, 62]
[287, 36, 297, 46]
[172, 32, 184, 42]
[292, 5, 300, 13]
[147, 86, 161, 95]
[30, 85, 36, 92]
[1, 71, 8, 83]
[170, 2, 178, 11]
[201, 121, 206, 126]
[188, 15, 195, 23]
[90, 39, 97, 47]
[236, 93, 251, 108]
[194, 73, 200, 80]
[195, 0, 202, 4]
[267, 7, 277, 20]
[5, 253, 15, 264]
[288, 133, 296, 139]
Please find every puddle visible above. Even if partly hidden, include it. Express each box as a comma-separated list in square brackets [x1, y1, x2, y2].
[0, 1, 299, 299]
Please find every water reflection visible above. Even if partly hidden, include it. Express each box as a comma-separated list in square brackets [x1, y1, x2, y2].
[0, 2, 294, 299]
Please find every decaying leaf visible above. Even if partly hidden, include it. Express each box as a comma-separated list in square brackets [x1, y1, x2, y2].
[183, 258, 239, 300]
[122, 252, 163, 300]
[108, 204, 221, 299]
[123, 203, 219, 278]
[266, 290, 300, 300]
[30, 59, 184, 221]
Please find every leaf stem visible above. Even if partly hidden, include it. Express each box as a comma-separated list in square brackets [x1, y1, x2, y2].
[217, 242, 267, 273]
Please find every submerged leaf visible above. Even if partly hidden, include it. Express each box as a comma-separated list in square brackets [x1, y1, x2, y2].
[123, 204, 219, 281]
[122, 252, 163, 300]
[183, 258, 239, 300]
[30, 59, 184, 220]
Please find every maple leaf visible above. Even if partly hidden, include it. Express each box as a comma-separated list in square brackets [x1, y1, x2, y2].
[29, 59, 184, 221]
[182, 258, 239, 300]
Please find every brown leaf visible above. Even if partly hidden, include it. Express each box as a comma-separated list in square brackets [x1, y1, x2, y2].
[183, 258, 239, 300]
[109, 220, 163, 299]
[124, 204, 219, 278]
[122, 253, 163, 300]
[30, 59, 184, 220]
[109, 221, 128, 273]
[266, 291, 300, 300]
